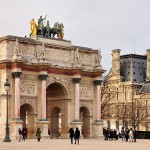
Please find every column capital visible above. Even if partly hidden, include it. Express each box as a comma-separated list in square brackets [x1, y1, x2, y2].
[72, 78, 81, 83]
[12, 72, 22, 78]
[39, 74, 48, 80]
[94, 80, 103, 85]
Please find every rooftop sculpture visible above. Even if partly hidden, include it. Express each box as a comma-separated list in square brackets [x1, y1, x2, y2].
[30, 15, 64, 39]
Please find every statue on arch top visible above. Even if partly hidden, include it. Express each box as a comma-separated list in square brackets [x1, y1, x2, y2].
[37, 15, 47, 36]
[30, 19, 38, 36]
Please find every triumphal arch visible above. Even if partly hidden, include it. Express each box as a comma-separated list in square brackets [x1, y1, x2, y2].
[0, 18, 105, 139]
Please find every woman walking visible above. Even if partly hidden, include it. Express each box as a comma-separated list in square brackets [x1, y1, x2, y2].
[36, 127, 41, 142]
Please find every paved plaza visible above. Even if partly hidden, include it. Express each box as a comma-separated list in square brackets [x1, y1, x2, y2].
[0, 138, 150, 150]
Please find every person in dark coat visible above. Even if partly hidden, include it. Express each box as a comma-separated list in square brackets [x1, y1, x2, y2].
[68, 127, 74, 144]
[36, 127, 41, 142]
[74, 127, 80, 145]
[125, 127, 129, 142]
[22, 128, 27, 141]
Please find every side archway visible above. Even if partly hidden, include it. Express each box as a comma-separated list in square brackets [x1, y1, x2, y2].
[80, 106, 90, 138]
[20, 104, 35, 138]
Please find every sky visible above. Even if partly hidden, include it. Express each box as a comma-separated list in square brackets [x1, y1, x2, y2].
[0, 0, 150, 73]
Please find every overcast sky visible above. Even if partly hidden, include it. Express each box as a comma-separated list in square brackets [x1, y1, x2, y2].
[0, 0, 150, 72]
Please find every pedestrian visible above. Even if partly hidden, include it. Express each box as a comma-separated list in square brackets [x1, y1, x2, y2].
[24, 127, 27, 139]
[116, 129, 119, 140]
[18, 128, 22, 142]
[68, 127, 74, 144]
[22, 128, 26, 141]
[36, 127, 41, 142]
[121, 127, 125, 141]
[74, 127, 80, 145]
[125, 127, 129, 142]
[48, 128, 50, 138]
[129, 128, 133, 142]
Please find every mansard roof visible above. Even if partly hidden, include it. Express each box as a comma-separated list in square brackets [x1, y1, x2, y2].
[120, 54, 147, 59]
[120, 53, 147, 83]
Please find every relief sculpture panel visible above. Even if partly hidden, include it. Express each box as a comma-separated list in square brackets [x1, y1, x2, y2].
[20, 81, 36, 95]
[80, 79, 93, 99]
[46, 48, 70, 62]
[79, 53, 92, 65]
[80, 87, 93, 99]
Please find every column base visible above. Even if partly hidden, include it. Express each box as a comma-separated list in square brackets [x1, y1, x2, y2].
[91, 120, 103, 138]
[36, 120, 49, 139]
[10, 118, 23, 140]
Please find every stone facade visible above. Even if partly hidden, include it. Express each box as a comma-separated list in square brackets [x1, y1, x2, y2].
[102, 49, 150, 132]
[0, 35, 105, 139]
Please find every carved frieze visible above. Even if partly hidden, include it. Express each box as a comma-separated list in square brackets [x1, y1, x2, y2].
[19, 44, 37, 57]
[80, 79, 92, 86]
[21, 81, 36, 95]
[20, 74, 38, 81]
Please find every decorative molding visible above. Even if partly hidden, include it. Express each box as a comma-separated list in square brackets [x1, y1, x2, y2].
[20, 74, 38, 81]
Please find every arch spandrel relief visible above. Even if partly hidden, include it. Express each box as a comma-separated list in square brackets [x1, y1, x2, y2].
[80, 101, 93, 114]
[46, 76, 73, 97]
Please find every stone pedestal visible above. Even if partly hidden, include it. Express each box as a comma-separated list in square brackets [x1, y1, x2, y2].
[92, 120, 103, 138]
[36, 120, 49, 139]
[10, 118, 23, 139]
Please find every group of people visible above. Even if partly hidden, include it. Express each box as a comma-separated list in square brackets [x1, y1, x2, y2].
[104, 128, 119, 140]
[18, 127, 27, 142]
[103, 127, 137, 142]
[121, 127, 137, 142]
[68, 127, 80, 145]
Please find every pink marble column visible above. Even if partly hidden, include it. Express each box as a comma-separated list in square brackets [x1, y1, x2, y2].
[94, 80, 103, 121]
[39, 74, 48, 120]
[73, 78, 81, 121]
[12, 72, 22, 118]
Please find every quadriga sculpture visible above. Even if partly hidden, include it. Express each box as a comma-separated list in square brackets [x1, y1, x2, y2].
[30, 17, 64, 39]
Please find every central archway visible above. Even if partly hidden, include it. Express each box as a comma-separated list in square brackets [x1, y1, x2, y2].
[46, 82, 68, 138]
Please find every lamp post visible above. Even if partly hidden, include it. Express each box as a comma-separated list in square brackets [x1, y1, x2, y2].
[3, 79, 11, 142]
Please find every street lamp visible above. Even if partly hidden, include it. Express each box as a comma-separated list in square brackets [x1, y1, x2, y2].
[3, 79, 11, 142]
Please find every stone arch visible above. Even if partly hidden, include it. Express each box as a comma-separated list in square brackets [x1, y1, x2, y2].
[80, 106, 90, 138]
[46, 82, 69, 138]
[20, 104, 35, 138]
[46, 78, 71, 98]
